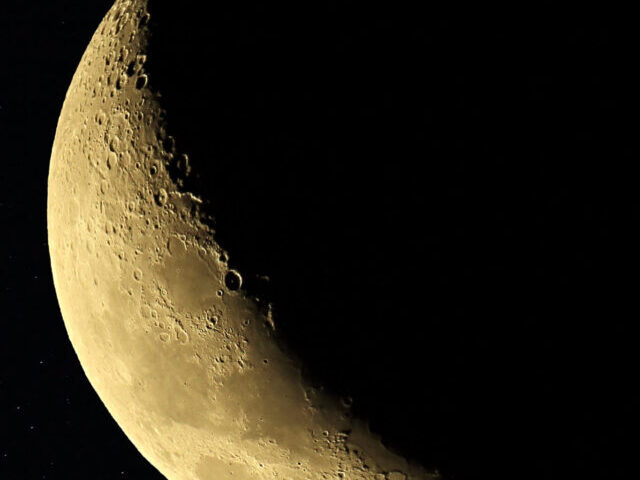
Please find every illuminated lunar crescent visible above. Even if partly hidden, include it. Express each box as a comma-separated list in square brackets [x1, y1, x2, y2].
[47, 1, 439, 479]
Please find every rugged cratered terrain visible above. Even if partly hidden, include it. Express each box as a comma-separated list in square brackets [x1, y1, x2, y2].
[47, 1, 440, 478]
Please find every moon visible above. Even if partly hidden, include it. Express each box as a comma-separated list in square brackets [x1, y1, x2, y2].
[47, 1, 439, 479]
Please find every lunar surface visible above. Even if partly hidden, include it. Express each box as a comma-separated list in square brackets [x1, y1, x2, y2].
[47, 1, 440, 479]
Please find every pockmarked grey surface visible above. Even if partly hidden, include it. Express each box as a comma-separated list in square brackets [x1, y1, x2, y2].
[47, 1, 440, 479]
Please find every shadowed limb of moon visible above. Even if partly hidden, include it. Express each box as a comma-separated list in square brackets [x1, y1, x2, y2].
[47, 1, 440, 479]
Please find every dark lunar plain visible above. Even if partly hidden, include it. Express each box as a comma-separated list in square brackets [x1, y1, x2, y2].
[0, 1, 636, 479]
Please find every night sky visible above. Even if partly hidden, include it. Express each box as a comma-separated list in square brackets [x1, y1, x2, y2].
[1, 1, 635, 479]
[2, 2, 163, 478]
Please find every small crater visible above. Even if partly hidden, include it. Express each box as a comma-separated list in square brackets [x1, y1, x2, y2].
[118, 46, 128, 63]
[139, 12, 150, 27]
[176, 154, 191, 175]
[175, 323, 189, 344]
[155, 188, 168, 206]
[340, 396, 353, 408]
[135, 75, 148, 90]
[109, 136, 120, 152]
[224, 270, 242, 291]
[116, 73, 127, 90]
[126, 61, 137, 77]
[159, 333, 170, 343]
[133, 268, 142, 281]
[107, 152, 118, 169]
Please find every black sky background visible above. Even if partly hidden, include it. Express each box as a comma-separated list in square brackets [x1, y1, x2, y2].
[0, 1, 636, 479]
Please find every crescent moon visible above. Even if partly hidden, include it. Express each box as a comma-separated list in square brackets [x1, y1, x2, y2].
[48, 1, 439, 479]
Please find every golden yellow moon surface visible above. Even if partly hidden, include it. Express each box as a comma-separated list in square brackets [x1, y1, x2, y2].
[47, 1, 440, 479]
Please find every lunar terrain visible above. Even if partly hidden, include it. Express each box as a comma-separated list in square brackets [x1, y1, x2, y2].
[47, 1, 442, 479]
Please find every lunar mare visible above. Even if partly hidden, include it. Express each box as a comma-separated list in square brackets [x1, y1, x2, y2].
[47, 1, 440, 479]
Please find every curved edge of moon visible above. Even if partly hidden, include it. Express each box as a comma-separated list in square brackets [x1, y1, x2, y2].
[47, 1, 440, 479]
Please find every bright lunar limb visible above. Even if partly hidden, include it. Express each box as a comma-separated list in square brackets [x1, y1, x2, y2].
[47, 1, 441, 479]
